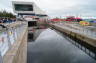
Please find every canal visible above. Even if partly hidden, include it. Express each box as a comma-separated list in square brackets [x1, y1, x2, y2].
[27, 28, 96, 63]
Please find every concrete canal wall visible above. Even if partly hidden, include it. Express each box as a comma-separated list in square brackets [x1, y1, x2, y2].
[0, 22, 28, 63]
[50, 23, 96, 59]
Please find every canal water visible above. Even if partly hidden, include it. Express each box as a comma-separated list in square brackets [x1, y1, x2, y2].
[27, 28, 96, 63]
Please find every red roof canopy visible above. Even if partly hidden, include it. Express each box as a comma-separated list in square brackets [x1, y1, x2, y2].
[50, 18, 61, 21]
[50, 17, 82, 22]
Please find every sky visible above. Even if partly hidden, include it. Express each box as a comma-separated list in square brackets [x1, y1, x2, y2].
[0, 0, 96, 18]
[0, 0, 12, 12]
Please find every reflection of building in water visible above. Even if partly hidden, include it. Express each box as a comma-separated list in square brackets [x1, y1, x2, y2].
[12, 1, 49, 21]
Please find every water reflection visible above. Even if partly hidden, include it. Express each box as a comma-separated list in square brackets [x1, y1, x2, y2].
[27, 28, 96, 63]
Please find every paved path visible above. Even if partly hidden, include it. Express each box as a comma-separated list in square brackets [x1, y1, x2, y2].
[54, 23, 96, 39]
[27, 28, 96, 63]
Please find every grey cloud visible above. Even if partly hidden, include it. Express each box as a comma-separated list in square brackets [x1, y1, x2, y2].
[46, 0, 96, 17]
[1, 0, 96, 17]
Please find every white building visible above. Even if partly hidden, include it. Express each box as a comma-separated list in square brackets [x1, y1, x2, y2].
[12, 1, 49, 20]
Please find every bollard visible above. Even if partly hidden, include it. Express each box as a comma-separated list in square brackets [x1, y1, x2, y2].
[16, 27, 19, 39]
[15, 27, 17, 40]
[12, 28, 16, 42]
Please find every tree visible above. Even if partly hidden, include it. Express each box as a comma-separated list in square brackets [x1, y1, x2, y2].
[0, 10, 16, 18]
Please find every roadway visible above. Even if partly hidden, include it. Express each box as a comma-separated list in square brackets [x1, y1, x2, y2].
[27, 28, 96, 63]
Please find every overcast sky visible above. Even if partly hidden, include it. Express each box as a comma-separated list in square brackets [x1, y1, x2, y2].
[0, 0, 96, 18]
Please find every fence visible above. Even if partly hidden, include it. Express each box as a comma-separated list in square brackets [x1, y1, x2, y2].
[0, 22, 27, 63]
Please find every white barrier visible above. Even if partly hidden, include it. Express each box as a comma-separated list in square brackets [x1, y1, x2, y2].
[0, 22, 27, 62]
[0, 32, 9, 57]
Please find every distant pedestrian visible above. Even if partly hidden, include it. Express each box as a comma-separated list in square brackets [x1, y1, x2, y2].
[8, 18, 12, 23]
[3, 18, 7, 23]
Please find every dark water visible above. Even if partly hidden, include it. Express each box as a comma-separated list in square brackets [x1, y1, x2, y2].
[27, 28, 96, 63]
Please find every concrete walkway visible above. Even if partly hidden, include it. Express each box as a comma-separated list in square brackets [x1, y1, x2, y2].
[27, 28, 96, 63]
